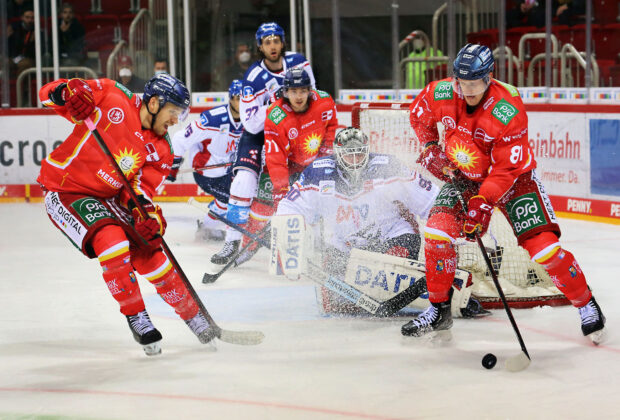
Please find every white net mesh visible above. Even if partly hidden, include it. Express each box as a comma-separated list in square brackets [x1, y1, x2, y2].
[354, 103, 567, 308]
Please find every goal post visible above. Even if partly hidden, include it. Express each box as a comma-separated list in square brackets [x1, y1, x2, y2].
[351, 101, 569, 309]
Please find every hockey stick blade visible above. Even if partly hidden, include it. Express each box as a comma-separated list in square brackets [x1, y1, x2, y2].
[505, 351, 531, 372]
[216, 328, 265, 345]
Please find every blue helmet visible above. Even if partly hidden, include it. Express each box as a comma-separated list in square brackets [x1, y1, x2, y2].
[282, 68, 311, 91]
[255, 22, 285, 46]
[453, 43, 494, 81]
[143, 73, 190, 120]
[228, 79, 243, 98]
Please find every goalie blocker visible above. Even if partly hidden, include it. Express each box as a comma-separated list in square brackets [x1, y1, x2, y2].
[270, 215, 481, 317]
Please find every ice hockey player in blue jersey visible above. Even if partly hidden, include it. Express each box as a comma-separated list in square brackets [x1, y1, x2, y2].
[212, 21, 316, 265]
[168, 80, 244, 244]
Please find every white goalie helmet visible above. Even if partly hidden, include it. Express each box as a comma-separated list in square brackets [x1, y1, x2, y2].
[334, 127, 370, 182]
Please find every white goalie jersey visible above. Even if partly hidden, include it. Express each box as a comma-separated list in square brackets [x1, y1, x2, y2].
[276, 154, 440, 252]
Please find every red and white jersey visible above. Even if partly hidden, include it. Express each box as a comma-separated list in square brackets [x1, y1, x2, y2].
[170, 104, 243, 178]
[38, 78, 173, 203]
[264, 89, 338, 192]
[409, 78, 535, 203]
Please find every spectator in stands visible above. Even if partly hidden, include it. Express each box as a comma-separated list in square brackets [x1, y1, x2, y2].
[7, 0, 33, 19]
[555, 0, 585, 26]
[7, 8, 37, 77]
[405, 34, 443, 89]
[506, 0, 546, 29]
[212, 41, 253, 90]
[58, 3, 86, 66]
[153, 57, 168, 75]
[116, 55, 146, 93]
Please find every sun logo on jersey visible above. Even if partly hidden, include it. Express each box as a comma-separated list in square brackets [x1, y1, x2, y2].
[113, 148, 142, 175]
[447, 143, 479, 171]
[302, 132, 322, 155]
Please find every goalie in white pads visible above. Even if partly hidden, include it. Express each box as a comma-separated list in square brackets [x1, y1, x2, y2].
[274, 127, 487, 316]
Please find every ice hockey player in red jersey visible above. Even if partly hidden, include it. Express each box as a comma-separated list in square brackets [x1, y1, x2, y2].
[38, 74, 216, 355]
[402, 43, 606, 344]
[212, 67, 337, 267]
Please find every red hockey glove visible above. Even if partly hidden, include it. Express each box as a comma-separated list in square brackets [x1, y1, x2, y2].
[166, 156, 183, 182]
[463, 195, 493, 240]
[130, 196, 167, 243]
[416, 142, 456, 183]
[64, 78, 95, 121]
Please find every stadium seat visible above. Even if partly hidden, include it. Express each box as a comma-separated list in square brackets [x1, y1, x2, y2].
[100, 0, 132, 15]
[466, 28, 498, 50]
[594, 0, 618, 25]
[71, 1, 94, 16]
[83, 15, 119, 51]
[506, 26, 538, 58]
[119, 14, 137, 41]
[569, 24, 601, 52]
[598, 24, 620, 60]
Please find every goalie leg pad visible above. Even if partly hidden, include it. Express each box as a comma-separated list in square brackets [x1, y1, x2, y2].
[133, 249, 199, 320]
[93, 225, 145, 316]
[270, 214, 306, 278]
[523, 232, 591, 307]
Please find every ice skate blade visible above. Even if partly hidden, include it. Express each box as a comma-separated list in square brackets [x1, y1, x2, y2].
[402, 329, 452, 344]
[143, 341, 162, 356]
[505, 352, 530, 372]
[588, 327, 607, 346]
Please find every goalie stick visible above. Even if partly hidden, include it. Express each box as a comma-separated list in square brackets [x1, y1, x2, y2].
[85, 118, 264, 346]
[303, 259, 427, 317]
[450, 174, 530, 372]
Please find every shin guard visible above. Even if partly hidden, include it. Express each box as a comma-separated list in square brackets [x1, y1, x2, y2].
[424, 238, 458, 303]
[93, 225, 145, 316]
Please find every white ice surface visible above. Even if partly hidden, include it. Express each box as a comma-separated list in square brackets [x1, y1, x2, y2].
[1, 202, 619, 420]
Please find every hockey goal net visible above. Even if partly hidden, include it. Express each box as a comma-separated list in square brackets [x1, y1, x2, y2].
[352, 102, 568, 309]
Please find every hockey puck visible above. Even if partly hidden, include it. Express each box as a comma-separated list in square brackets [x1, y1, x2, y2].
[482, 353, 497, 369]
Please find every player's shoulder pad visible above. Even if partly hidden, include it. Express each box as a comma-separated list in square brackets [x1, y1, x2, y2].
[313, 89, 332, 100]
[430, 78, 454, 102]
[300, 156, 337, 186]
[366, 153, 408, 178]
[485, 82, 525, 127]
[267, 104, 288, 126]
[245, 65, 265, 83]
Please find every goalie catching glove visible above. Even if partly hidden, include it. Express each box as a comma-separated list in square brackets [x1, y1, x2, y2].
[462, 195, 493, 240]
[129, 196, 167, 243]
[50, 78, 95, 121]
[416, 141, 456, 183]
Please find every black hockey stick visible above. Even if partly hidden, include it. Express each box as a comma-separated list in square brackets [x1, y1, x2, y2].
[85, 118, 264, 346]
[202, 224, 271, 283]
[450, 175, 530, 371]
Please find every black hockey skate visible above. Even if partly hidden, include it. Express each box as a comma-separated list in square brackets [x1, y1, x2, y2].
[126, 310, 163, 356]
[185, 311, 217, 345]
[233, 245, 260, 267]
[210, 240, 240, 265]
[579, 296, 606, 345]
[401, 300, 453, 338]
[460, 297, 491, 318]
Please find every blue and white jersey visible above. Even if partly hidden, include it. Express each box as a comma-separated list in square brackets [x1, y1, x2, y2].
[171, 104, 243, 178]
[240, 51, 315, 134]
[277, 154, 439, 252]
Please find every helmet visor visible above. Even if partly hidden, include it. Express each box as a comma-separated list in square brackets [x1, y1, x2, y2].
[167, 103, 190, 122]
[452, 77, 489, 97]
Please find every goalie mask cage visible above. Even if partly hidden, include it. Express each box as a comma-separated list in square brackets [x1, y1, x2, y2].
[351, 102, 569, 309]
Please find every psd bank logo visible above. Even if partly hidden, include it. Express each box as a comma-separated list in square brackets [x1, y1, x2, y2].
[507, 193, 546, 235]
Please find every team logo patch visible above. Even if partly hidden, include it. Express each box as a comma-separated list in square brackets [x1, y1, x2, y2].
[442, 116, 456, 130]
[321, 110, 333, 121]
[288, 128, 298, 139]
[268, 106, 287, 125]
[506, 192, 547, 236]
[303, 133, 322, 155]
[433, 81, 453, 101]
[319, 180, 335, 195]
[473, 128, 494, 143]
[107, 107, 124, 124]
[113, 148, 142, 175]
[199, 113, 209, 128]
[312, 159, 335, 168]
[491, 99, 519, 125]
[71, 197, 113, 226]
[243, 86, 254, 99]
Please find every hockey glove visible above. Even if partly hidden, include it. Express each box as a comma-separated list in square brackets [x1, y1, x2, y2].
[272, 186, 289, 205]
[62, 78, 95, 121]
[129, 196, 167, 243]
[166, 156, 183, 182]
[416, 142, 456, 183]
[463, 195, 493, 240]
